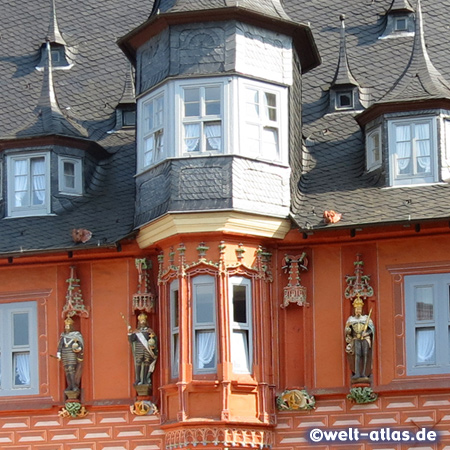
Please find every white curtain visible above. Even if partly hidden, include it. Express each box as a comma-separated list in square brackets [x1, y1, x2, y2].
[144, 135, 155, 166]
[32, 158, 45, 205]
[231, 331, 249, 372]
[205, 123, 221, 151]
[15, 353, 30, 385]
[395, 125, 411, 174]
[416, 328, 435, 364]
[416, 123, 431, 173]
[14, 160, 28, 207]
[197, 331, 215, 369]
[184, 124, 200, 152]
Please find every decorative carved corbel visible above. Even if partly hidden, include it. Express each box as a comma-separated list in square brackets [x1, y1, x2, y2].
[281, 253, 308, 308]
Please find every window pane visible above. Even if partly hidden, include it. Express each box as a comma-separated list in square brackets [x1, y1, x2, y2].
[205, 86, 220, 116]
[416, 327, 435, 364]
[196, 331, 216, 369]
[415, 286, 434, 321]
[31, 158, 46, 206]
[195, 284, 215, 324]
[246, 89, 259, 119]
[144, 135, 155, 166]
[145, 102, 154, 132]
[173, 290, 179, 328]
[13, 313, 29, 346]
[262, 127, 279, 158]
[184, 124, 200, 152]
[13, 353, 30, 386]
[14, 160, 28, 207]
[184, 88, 200, 117]
[233, 285, 247, 324]
[265, 93, 277, 121]
[205, 122, 222, 151]
[172, 333, 179, 376]
[63, 162, 75, 189]
[231, 330, 249, 372]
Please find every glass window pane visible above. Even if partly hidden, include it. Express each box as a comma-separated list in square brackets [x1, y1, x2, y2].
[233, 285, 247, 324]
[173, 290, 179, 328]
[231, 330, 249, 372]
[184, 124, 200, 152]
[184, 88, 200, 117]
[262, 127, 279, 158]
[246, 89, 259, 119]
[205, 122, 222, 151]
[265, 93, 277, 121]
[416, 327, 435, 364]
[13, 313, 29, 346]
[415, 286, 434, 321]
[13, 353, 30, 386]
[172, 333, 179, 374]
[196, 331, 216, 369]
[63, 162, 75, 189]
[31, 158, 46, 206]
[195, 284, 215, 324]
[205, 87, 220, 116]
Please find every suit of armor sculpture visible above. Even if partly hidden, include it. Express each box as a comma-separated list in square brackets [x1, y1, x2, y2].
[128, 313, 158, 388]
[345, 295, 374, 384]
[57, 317, 84, 396]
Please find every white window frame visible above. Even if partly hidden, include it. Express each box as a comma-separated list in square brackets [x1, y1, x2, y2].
[170, 280, 180, 379]
[0, 301, 39, 396]
[405, 273, 450, 376]
[192, 275, 217, 375]
[137, 89, 165, 171]
[335, 90, 354, 110]
[388, 117, 438, 186]
[7, 152, 51, 217]
[179, 81, 224, 155]
[58, 157, 82, 195]
[239, 78, 288, 163]
[366, 126, 382, 171]
[229, 277, 252, 374]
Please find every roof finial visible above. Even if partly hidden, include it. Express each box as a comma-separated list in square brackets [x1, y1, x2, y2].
[331, 14, 359, 87]
[46, 0, 66, 46]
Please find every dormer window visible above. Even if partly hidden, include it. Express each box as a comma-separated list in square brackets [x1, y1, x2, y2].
[388, 117, 437, 186]
[36, 43, 71, 71]
[366, 127, 382, 171]
[394, 16, 408, 32]
[58, 157, 82, 195]
[336, 90, 354, 110]
[7, 153, 50, 217]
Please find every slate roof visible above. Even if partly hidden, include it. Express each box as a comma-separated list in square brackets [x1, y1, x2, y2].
[286, 0, 450, 230]
[0, 0, 149, 255]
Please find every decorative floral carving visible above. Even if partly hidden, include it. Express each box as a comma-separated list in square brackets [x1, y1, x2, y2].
[347, 387, 378, 404]
[276, 389, 315, 411]
[58, 401, 88, 418]
[130, 400, 158, 416]
[344, 254, 374, 301]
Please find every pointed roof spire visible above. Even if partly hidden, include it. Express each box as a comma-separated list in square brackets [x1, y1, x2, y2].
[381, 0, 450, 102]
[13, 42, 87, 138]
[389, 0, 414, 13]
[46, 0, 66, 46]
[118, 64, 136, 106]
[332, 15, 359, 87]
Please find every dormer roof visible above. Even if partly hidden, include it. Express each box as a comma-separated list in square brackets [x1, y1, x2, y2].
[389, 0, 415, 13]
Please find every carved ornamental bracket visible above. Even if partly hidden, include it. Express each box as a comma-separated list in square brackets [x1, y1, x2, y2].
[62, 266, 89, 319]
[281, 252, 308, 308]
[133, 258, 155, 313]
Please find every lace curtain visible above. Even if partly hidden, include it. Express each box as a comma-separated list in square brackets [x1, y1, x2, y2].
[197, 331, 215, 369]
[14, 160, 28, 207]
[32, 158, 45, 205]
[395, 124, 411, 174]
[416, 123, 431, 173]
[416, 328, 435, 364]
[15, 353, 30, 386]
[231, 331, 249, 373]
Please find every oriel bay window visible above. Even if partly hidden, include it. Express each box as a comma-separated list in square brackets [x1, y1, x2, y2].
[182, 84, 222, 154]
[0, 301, 39, 396]
[405, 273, 450, 375]
[193, 275, 217, 374]
[229, 277, 252, 374]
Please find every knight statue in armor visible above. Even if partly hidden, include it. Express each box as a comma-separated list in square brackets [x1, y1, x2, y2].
[345, 294, 374, 384]
[57, 317, 84, 398]
[128, 313, 158, 392]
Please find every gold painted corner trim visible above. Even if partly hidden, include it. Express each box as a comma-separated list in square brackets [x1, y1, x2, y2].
[137, 211, 291, 248]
